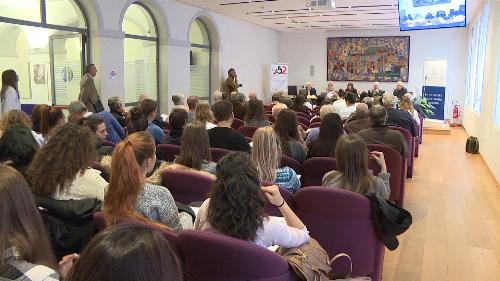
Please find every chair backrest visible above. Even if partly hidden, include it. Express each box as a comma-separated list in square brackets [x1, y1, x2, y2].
[296, 111, 311, 120]
[418, 115, 423, 143]
[161, 169, 214, 204]
[261, 182, 296, 217]
[231, 118, 244, 130]
[93, 212, 106, 231]
[310, 116, 321, 123]
[295, 187, 385, 281]
[238, 125, 259, 138]
[302, 157, 337, 187]
[157, 144, 181, 162]
[178, 230, 296, 281]
[210, 147, 231, 162]
[102, 140, 116, 147]
[367, 144, 406, 207]
[309, 122, 321, 128]
[280, 155, 304, 175]
[389, 126, 414, 178]
[266, 114, 276, 123]
[297, 116, 311, 127]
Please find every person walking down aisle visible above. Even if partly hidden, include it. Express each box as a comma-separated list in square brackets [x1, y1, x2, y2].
[79, 64, 103, 113]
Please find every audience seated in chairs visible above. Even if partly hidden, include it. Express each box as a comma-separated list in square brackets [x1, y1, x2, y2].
[28, 122, 107, 201]
[93, 107, 126, 145]
[358, 105, 408, 158]
[305, 104, 335, 145]
[187, 95, 199, 123]
[31, 104, 49, 133]
[65, 224, 182, 281]
[194, 152, 310, 248]
[38, 105, 66, 141]
[339, 92, 357, 120]
[104, 131, 192, 231]
[344, 103, 371, 134]
[291, 93, 309, 114]
[127, 106, 148, 134]
[244, 99, 270, 128]
[274, 109, 307, 164]
[332, 89, 347, 114]
[230, 92, 247, 120]
[0, 165, 76, 280]
[383, 93, 417, 137]
[163, 121, 217, 178]
[271, 102, 287, 122]
[251, 126, 301, 193]
[322, 134, 391, 200]
[195, 101, 216, 130]
[400, 95, 421, 127]
[0, 109, 43, 146]
[0, 125, 39, 177]
[141, 99, 164, 145]
[307, 113, 343, 158]
[67, 101, 91, 124]
[208, 100, 251, 153]
[108, 96, 127, 127]
[163, 108, 188, 146]
[82, 116, 114, 157]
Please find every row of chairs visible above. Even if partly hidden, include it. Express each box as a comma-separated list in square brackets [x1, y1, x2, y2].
[93, 186, 384, 281]
[160, 143, 406, 208]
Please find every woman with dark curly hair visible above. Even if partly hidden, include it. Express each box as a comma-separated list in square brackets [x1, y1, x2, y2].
[0, 109, 44, 146]
[27, 123, 108, 201]
[194, 152, 309, 248]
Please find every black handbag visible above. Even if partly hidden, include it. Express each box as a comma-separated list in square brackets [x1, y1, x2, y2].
[465, 136, 479, 154]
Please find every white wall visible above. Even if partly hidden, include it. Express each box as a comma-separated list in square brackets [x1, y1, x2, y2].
[463, 1, 500, 183]
[277, 28, 468, 119]
[87, 0, 278, 113]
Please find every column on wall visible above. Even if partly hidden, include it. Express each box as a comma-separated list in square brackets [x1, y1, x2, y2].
[165, 39, 191, 113]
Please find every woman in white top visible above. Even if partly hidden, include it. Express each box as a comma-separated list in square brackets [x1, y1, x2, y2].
[194, 101, 217, 129]
[28, 123, 108, 202]
[195, 152, 310, 248]
[0, 69, 21, 115]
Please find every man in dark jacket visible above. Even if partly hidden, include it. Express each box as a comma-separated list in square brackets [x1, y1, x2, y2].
[344, 103, 371, 134]
[393, 80, 408, 98]
[358, 105, 408, 158]
[383, 93, 418, 137]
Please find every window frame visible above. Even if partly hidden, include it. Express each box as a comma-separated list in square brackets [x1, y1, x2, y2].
[189, 18, 212, 102]
[122, 1, 159, 107]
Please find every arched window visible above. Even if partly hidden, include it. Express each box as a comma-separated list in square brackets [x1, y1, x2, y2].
[189, 19, 211, 101]
[0, 0, 88, 105]
[122, 2, 158, 105]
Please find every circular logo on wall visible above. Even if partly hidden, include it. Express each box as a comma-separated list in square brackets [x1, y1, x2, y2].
[62, 66, 74, 83]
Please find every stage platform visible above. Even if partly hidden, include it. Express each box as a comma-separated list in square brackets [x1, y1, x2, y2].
[423, 119, 451, 135]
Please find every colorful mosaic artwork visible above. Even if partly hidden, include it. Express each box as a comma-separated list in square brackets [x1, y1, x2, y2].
[327, 36, 410, 82]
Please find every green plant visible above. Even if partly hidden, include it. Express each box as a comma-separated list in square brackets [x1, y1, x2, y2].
[413, 97, 435, 118]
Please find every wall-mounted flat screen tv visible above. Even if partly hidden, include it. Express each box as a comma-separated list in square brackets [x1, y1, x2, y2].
[399, 0, 466, 31]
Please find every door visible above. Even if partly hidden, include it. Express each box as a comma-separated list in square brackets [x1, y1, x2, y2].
[50, 33, 86, 106]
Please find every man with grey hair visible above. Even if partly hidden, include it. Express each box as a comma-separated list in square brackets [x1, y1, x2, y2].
[344, 103, 371, 134]
[383, 93, 417, 137]
[248, 92, 258, 101]
[212, 90, 223, 103]
[108, 96, 127, 127]
[304, 104, 337, 145]
[358, 105, 408, 157]
[171, 93, 187, 113]
[305, 82, 317, 96]
[393, 80, 407, 98]
[368, 81, 385, 97]
[271, 102, 287, 121]
[79, 63, 103, 113]
[231, 92, 247, 120]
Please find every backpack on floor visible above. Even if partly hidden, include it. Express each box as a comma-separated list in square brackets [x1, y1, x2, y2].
[466, 136, 479, 154]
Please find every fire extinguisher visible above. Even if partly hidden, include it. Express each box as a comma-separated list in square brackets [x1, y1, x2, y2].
[451, 101, 461, 127]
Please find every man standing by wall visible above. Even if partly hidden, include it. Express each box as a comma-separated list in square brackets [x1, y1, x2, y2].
[79, 64, 103, 113]
[222, 68, 242, 99]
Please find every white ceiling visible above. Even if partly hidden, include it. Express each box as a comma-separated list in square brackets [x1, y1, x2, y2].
[177, 0, 484, 31]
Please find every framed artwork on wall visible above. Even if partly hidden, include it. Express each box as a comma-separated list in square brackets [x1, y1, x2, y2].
[327, 36, 410, 82]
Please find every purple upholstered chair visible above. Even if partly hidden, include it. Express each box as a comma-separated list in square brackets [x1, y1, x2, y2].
[296, 111, 311, 120]
[210, 147, 231, 162]
[280, 155, 304, 175]
[261, 181, 296, 217]
[21, 104, 37, 116]
[178, 230, 296, 281]
[157, 144, 181, 162]
[295, 187, 385, 281]
[419, 115, 423, 144]
[310, 116, 321, 123]
[238, 125, 259, 138]
[93, 212, 106, 231]
[161, 169, 214, 204]
[231, 118, 244, 130]
[414, 124, 420, 157]
[309, 122, 322, 128]
[367, 144, 406, 207]
[302, 157, 337, 187]
[389, 126, 414, 178]
[297, 116, 311, 127]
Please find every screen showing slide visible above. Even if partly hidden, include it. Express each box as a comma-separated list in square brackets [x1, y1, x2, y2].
[399, 0, 466, 31]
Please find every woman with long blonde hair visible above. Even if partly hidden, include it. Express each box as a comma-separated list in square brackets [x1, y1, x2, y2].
[104, 132, 190, 231]
[251, 126, 301, 193]
[322, 134, 390, 199]
[194, 101, 216, 130]
[399, 95, 420, 127]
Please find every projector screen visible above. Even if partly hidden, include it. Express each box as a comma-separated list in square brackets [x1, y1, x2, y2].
[399, 0, 466, 31]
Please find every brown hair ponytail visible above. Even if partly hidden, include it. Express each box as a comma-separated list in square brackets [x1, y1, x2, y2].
[39, 106, 64, 136]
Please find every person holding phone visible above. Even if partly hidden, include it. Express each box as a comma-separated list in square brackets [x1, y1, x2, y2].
[222, 68, 242, 99]
[322, 134, 391, 199]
